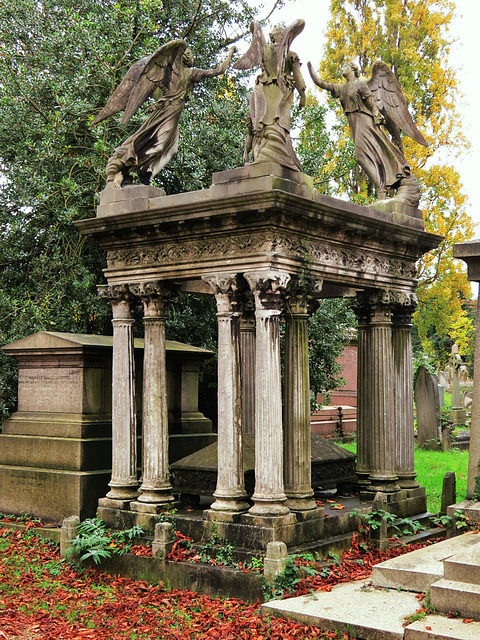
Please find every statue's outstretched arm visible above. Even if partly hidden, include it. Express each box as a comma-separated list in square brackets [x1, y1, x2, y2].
[293, 57, 306, 109]
[196, 47, 237, 81]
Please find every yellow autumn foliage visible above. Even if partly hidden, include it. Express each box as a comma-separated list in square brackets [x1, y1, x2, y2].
[310, 0, 475, 358]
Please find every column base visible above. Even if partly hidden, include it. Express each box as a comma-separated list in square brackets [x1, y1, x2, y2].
[210, 490, 250, 513]
[249, 499, 290, 517]
[105, 484, 139, 501]
[285, 494, 317, 512]
[397, 472, 420, 489]
[136, 487, 175, 505]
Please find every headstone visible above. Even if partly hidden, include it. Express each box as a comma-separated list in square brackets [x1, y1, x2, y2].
[463, 390, 473, 411]
[415, 366, 441, 450]
[438, 370, 449, 389]
[438, 384, 445, 408]
[440, 472, 456, 515]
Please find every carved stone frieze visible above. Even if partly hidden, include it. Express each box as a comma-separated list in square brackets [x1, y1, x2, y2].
[106, 232, 417, 283]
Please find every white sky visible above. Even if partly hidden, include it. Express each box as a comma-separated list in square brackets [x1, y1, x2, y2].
[247, 0, 480, 231]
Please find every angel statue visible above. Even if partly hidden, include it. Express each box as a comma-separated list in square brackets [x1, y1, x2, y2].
[233, 20, 306, 171]
[93, 41, 236, 188]
[307, 59, 428, 208]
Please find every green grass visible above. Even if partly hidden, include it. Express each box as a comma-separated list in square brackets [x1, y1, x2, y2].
[337, 441, 468, 513]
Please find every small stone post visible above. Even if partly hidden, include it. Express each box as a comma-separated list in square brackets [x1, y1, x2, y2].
[440, 472, 457, 515]
[263, 541, 288, 584]
[152, 522, 175, 559]
[60, 515, 80, 559]
[369, 492, 389, 552]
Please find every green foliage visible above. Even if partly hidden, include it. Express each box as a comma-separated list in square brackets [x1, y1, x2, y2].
[0, 0, 255, 419]
[431, 513, 452, 528]
[68, 518, 144, 564]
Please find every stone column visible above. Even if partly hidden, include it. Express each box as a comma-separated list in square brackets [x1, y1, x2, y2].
[245, 270, 290, 517]
[203, 274, 249, 513]
[98, 284, 138, 505]
[283, 282, 320, 512]
[354, 296, 373, 489]
[391, 293, 419, 489]
[129, 282, 174, 509]
[367, 291, 400, 494]
[239, 295, 256, 436]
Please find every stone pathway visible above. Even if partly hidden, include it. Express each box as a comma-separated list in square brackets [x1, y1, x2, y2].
[262, 533, 480, 640]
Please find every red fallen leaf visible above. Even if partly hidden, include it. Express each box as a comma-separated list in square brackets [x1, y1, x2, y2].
[416, 592, 425, 601]
[425, 626, 432, 630]
[330, 505, 345, 510]
[463, 619, 474, 623]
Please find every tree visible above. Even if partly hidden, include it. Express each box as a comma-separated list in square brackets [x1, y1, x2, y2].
[0, 0, 255, 418]
[301, 0, 475, 361]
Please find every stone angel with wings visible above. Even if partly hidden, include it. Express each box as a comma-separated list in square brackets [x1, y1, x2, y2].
[93, 40, 236, 188]
[308, 59, 428, 208]
[234, 20, 306, 171]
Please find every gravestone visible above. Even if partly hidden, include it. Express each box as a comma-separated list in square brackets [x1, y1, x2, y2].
[415, 366, 442, 450]
[438, 370, 449, 389]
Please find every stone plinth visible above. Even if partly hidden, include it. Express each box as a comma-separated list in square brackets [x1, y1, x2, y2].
[0, 332, 214, 522]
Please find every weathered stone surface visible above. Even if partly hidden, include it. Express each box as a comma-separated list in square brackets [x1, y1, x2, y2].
[415, 366, 441, 449]
[405, 615, 480, 640]
[371, 532, 480, 592]
[262, 579, 419, 640]
[430, 578, 480, 619]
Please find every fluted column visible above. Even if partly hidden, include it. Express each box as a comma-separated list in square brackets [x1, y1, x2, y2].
[245, 270, 290, 517]
[240, 295, 256, 436]
[283, 282, 321, 511]
[130, 282, 175, 509]
[368, 291, 400, 493]
[354, 296, 373, 488]
[203, 274, 249, 513]
[392, 293, 419, 489]
[98, 284, 138, 504]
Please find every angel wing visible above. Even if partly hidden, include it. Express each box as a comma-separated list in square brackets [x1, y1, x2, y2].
[232, 21, 265, 70]
[93, 39, 187, 126]
[277, 19, 305, 91]
[368, 59, 428, 150]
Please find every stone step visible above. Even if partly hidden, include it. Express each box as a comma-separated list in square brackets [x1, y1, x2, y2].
[405, 615, 480, 639]
[371, 532, 480, 592]
[443, 540, 480, 585]
[430, 578, 480, 619]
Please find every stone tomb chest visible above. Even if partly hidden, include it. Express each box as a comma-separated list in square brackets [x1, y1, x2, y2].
[0, 331, 214, 522]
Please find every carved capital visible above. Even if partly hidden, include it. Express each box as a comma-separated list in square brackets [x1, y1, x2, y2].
[98, 284, 133, 319]
[354, 288, 393, 325]
[244, 270, 290, 313]
[285, 277, 323, 315]
[202, 273, 241, 316]
[391, 291, 418, 327]
[128, 281, 176, 318]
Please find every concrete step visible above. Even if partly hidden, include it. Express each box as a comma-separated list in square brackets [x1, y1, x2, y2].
[261, 578, 419, 640]
[405, 615, 480, 639]
[371, 532, 480, 593]
[443, 541, 480, 585]
[430, 578, 480, 619]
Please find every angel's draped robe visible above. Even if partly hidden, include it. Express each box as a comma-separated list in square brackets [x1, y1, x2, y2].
[328, 79, 410, 191]
[110, 67, 204, 182]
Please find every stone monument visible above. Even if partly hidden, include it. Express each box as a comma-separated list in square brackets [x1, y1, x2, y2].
[414, 365, 442, 450]
[75, 32, 441, 548]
